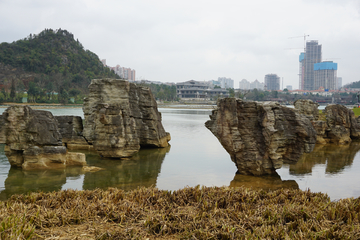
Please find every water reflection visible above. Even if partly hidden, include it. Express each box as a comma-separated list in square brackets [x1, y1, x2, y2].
[81, 146, 170, 190]
[230, 172, 299, 191]
[289, 142, 360, 176]
[0, 168, 71, 200]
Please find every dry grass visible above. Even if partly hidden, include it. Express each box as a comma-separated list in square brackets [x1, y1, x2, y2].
[1, 186, 360, 239]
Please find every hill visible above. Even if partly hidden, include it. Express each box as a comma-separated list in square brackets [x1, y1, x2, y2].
[0, 28, 118, 103]
[344, 80, 360, 89]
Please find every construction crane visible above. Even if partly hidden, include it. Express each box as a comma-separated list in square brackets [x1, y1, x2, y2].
[289, 34, 309, 52]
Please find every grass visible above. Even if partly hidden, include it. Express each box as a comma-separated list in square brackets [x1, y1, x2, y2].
[352, 107, 360, 116]
[0, 186, 360, 239]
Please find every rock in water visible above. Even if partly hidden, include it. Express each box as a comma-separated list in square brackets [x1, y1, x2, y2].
[55, 115, 92, 150]
[82, 79, 170, 158]
[3, 106, 86, 170]
[294, 99, 320, 121]
[205, 98, 316, 175]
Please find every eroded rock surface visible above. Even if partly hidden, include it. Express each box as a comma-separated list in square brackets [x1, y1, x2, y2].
[3, 106, 86, 169]
[205, 98, 316, 175]
[82, 79, 170, 158]
[294, 99, 320, 121]
[55, 115, 91, 150]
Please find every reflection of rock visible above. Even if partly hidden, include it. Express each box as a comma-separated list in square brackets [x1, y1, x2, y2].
[82, 145, 170, 190]
[82, 166, 104, 172]
[55, 116, 92, 150]
[294, 99, 319, 121]
[82, 79, 170, 158]
[0, 168, 67, 200]
[229, 172, 299, 191]
[289, 142, 360, 175]
[3, 106, 86, 169]
[205, 98, 316, 176]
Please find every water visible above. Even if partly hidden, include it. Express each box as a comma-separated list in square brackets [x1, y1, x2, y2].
[0, 106, 360, 201]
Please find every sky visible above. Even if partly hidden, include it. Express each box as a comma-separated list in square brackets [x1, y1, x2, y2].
[1, 0, 360, 89]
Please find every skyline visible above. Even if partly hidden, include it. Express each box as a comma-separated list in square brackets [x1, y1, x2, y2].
[1, 0, 360, 89]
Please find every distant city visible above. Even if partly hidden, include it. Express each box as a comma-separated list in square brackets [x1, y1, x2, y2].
[102, 40, 348, 101]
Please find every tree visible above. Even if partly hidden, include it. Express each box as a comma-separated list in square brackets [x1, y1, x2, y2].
[10, 79, 16, 100]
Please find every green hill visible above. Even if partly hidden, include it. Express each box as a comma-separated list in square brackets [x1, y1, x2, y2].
[0, 28, 118, 103]
[344, 81, 360, 89]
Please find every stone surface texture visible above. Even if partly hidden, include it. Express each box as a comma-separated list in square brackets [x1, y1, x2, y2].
[82, 79, 170, 158]
[55, 115, 92, 150]
[322, 104, 360, 144]
[294, 99, 320, 121]
[205, 98, 316, 175]
[3, 106, 86, 169]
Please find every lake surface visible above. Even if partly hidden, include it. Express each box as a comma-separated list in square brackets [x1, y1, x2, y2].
[1, 106, 360, 201]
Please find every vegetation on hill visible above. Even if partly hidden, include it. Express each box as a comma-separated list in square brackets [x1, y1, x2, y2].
[0, 28, 118, 103]
[344, 81, 360, 89]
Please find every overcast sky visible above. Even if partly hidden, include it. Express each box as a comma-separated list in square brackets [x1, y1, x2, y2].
[1, 0, 360, 89]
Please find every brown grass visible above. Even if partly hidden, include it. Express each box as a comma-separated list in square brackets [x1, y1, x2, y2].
[1, 186, 360, 239]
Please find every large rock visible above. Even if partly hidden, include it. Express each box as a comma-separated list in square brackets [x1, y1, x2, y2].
[3, 106, 86, 170]
[55, 115, 92, 150]
[294, 99, 319, 121]
[82, 79, 170, 158]
[205, 98, 316, 175]
[323, 104, 360, 144]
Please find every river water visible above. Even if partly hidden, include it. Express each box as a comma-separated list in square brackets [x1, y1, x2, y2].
[0, 106, 360, 201]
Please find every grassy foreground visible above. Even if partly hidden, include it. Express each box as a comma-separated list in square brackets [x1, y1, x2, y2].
[0, 186, 360, 239]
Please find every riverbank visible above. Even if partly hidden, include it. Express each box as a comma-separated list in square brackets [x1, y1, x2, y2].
[1, 186, 359, 239]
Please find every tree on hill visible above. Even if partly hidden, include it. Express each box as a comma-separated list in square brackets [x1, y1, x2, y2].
[0, 28, 119, 103]
[344, 81, 360, 89]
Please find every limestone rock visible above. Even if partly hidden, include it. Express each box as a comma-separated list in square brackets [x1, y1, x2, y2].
[294, 99, 320, 121]
[55, 116, 92, 150]
[0, 114, 5, 143]
[323, 104, 360, 144]
[3, 106, 86, 170]
[205, 98, 316, 176]
[82, 79, 170, 158]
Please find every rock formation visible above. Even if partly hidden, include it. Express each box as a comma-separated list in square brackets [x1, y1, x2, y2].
[295, 102, 360, 144]
[294, 99, 320, 121]
[82, 79, 170, 158]
[55, 116, 92, 150]
[205, 98, 317, 175]
[3, 106, 86, 170]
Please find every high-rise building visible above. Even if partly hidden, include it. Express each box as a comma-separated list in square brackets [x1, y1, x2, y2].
[265, 74, 280, 91]
[218, 77, 234, 89]
[314, 61, 337, 90]
[337, 77, 342, 90]
[303, 41, 322, 90]
[239, 79, 250, 90]
[286, 85, 292, 91]
[250, 79, 264, 90]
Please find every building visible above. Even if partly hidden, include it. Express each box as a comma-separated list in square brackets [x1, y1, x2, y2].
[176, 80, 211, 99]
[286, 85, 292, 91]
[337, 77, 342, 90]
[314, 61, 338, 90]
[239, 79, 250, 90]
[250, 79, 264, 90]
[218, 77, 234, 89]
[264, 74, 280, 91]
[303, 41, 322, 90]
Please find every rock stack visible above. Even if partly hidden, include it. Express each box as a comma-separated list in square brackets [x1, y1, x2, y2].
[82, 79, 170, 158]
[3, 106, 86, 170]
[205, 98, 317, 175]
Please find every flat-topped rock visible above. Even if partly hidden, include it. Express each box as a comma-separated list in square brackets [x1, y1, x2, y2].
[3, 106, 86, 170]
[82, 79, 170, 158]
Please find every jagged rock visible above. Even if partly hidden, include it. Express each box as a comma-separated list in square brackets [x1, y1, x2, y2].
[294, 99, 320, 121]
[55, 115, 92, 150]
[322, 104, 360, 144]
[82, 79, 170, 158]
[205, 98, 316, 175]
[3, 106, 86, 170]
[0, 114, 5, 143]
